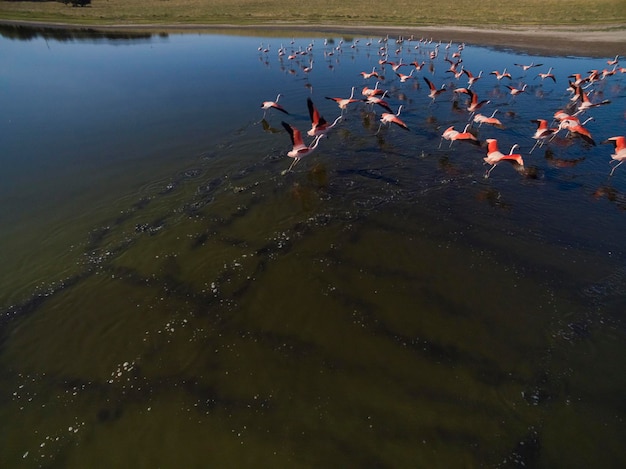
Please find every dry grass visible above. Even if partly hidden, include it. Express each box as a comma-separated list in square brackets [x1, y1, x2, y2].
[1, 0, 625, 27]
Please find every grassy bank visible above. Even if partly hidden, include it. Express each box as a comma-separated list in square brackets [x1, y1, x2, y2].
[1, 0, 625, 28]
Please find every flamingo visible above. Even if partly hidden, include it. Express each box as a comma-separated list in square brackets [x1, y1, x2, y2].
[364, 91, 393, 113]
[411, 60, 426, 71]
[607, 55, 620, 66]
[440, 124, 479, 148]
[362, 82, 385, 97]
[281, 121, 324, 174]
[557, 117, 596, 145]
[465, 89, 490, 114]
[515, 62, 543, 72]
[463, 68, 482, 88]
[574, 86, 611, 114]
[603, 136, 626, 175]
[261, 93, 289, 118]
[326, 86, 360, 114]
[360, 67, 379, 79]
[306, 97, 342, 137]
[473, 109, 503, 129]
[506, 84, 528, 96]
[387, 58, 407, 72]
[423, 77, 446, 102]
[378, 105, 409, 133]
[530, 119, 558, 153]
[483, 139, 524, 177]
[396, 69, 414, 82]
[536, 67, 556, 82]
[490, 68, 512, 80]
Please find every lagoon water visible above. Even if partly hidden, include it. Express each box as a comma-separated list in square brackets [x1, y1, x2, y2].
[1, 27, 625, 467]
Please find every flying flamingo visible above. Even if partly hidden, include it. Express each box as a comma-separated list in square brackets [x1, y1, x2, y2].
[557, 117, 596, 145]
[281, 121, 324, 174]
[473, 109, 503, 128]
[326, 86, 360, 114]
[465, 89, 490, 114]
[483, 139, 524, 177]
[607, 55, 620, 66]
[364, 91, 393, 113]
[506, 84, 528, 96]
[536, 67, 556, 82]
[360, 67, 379, 79]
[530, 118, 559, 153]
[396, 69, 415, 82]
[362, 82, 385, 97]
[490, 68, 511, 80]
[378, 105, 409, 133]
[423, 77, 446, 103]
[463, 68, 483, 88]
[603, 136, 626, 175]
[439, 124, 479, 148]
[261, 93, 289, 118]
[574, 86, 611, 114]
[306, 97, 342, 137]
[514, 62, 543, 72]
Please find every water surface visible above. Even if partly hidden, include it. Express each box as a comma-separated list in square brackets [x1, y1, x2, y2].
[1, 28, 625, 468]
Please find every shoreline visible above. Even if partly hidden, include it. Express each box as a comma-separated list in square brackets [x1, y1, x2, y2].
[1, 19, 625, 57]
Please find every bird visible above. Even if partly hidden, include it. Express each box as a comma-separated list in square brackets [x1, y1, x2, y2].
[530, 119, 559, 153]
[423, 77, 446, 102]
[574, 86, 611, 114]
[360, 67, 379, 79]
[473, 109, 503, 128]
[465, 89, 490, 114]
[378, 105, 409, 133]
[261, 93, 289, 118]
[440, 123, 479, 148]
[536, 67, 556, 82]
[557, 117, 596, 145]
[281, 121, 324, 174]
[306, 97, 342, 137]
[506, 84, 528, 96]
[603, 136, 626, 175]
[607, 55, 620, 66]
[515, 62, 543, 72]
[396, 69, 414, 82]
[490, 68, 512, 80]
[364, 91, 393, 113]
[463, 68, 482, 88]
[326, 86, 360, 114]
[483, 139, 524, 177]
[362, 82, 386, 98]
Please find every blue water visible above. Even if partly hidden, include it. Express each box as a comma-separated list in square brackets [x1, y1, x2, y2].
[1, 27, 625, 468]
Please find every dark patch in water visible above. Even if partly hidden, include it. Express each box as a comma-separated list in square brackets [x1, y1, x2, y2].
[500, 428, 541, 468]
[97, 406, 124, 423]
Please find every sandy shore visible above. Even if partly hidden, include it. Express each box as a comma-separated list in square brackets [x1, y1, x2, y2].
[1, 19, 625, 57]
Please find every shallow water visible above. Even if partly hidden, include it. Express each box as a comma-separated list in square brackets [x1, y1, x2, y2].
[1, 28, 625, 468]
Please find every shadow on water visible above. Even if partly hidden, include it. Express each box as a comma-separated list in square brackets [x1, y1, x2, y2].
[0, 23, 159, 42]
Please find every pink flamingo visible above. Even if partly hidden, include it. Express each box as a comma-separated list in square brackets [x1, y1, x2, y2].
[306, 97, 342, 137]
[530, 119, 558, 153]
[484, 139, 524, 177]
[603, 136, 626, 175]
[378, 105, 409, 133]
[473, 109, 503, 129]
[261, 93, 289, 118]
[326, 86, 360, 114]
[281, 121, 324, 174]
[423, 77, 446, 102]
[440, 124, 479, 148]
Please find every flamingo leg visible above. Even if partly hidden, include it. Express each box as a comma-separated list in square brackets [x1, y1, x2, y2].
[610, 160, 624, 176]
